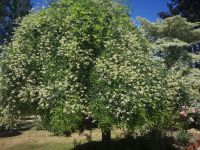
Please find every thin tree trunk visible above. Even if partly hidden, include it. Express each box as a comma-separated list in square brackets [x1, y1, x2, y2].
[102, 130, 111, 143]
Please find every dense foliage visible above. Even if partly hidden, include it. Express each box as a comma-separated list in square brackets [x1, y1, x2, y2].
[138, 16, 200, 127]
[0, 0, 134, 131]
[49, 106, 83, 135]
[0, 0, 189, 135]
[159, 0, 200, 22]
[90, 32, 185, 132]
[138, 16, 200, 70]
[0, 0, 32, 45]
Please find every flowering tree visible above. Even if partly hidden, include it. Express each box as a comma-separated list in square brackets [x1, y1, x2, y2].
[0, 0, 185, 141]
[89, 29, 186, 141]
[0, 0, 134, 131]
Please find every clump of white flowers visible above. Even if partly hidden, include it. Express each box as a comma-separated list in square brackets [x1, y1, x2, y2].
[90, 30, 185, 132]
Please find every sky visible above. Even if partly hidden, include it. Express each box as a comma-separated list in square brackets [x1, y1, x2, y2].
[31, 0, 170, 22]
[125, 0, 170, 22]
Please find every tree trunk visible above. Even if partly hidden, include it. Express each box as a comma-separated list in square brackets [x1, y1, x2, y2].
[102, 130, 111, 143]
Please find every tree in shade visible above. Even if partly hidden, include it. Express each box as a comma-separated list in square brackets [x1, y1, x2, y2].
[159, 0, 200, 23]
[0, 0, 32, 45]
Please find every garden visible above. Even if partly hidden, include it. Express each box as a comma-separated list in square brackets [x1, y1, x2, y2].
[1, 0, 200, 150]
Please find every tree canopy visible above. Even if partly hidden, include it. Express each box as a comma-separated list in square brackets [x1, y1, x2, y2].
[159, 0, 200, 23]
[0, 0, 32, 45]
[0, 0, 188, 138]
[90, 31, 183, 132]
[138, 16, 200, 70]
[138, 16, 200, 108]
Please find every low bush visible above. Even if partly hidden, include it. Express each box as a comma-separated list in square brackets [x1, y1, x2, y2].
[49, 107, 82, 136]
[176, 130, 191, 146]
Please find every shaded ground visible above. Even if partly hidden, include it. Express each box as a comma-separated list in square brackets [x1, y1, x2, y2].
[0, 118, 121, 150]
[0, 128, 175, 150]
[0, 127, 175, 150]
[1, 118, 200, 150]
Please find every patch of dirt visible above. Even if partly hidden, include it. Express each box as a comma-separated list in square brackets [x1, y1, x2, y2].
[188, 128, 200, 139]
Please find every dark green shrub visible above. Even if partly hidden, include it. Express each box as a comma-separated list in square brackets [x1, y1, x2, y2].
[49, 107, 82, 136]
[176, 130, 191, 145]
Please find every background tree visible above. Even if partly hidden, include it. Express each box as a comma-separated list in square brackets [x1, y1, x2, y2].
[159, 0, 200, 23]
[0, 0, 32, 45]
[138, 16, 200, 114]
[138, 16, 200, 70]
[158, 0, 200, 55]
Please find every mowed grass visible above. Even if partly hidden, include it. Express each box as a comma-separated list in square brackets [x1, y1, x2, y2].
[7, 143, 72, 150]
[0, 125, 122, 150]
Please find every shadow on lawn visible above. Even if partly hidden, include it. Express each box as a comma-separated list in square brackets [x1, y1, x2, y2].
[74, 134, 178, 150]
[0, 117, 35, 137]
[0, 130, 22, 137]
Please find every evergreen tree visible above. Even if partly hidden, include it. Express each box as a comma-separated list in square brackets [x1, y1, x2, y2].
[159, 0, 200, 23]
[138, 16, 200, 101]
[158, 0, 200, 76]
[0, 0, 32, 45]
[138, 16, 200, 69]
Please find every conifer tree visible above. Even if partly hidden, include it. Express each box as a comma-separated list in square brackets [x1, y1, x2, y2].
[159, 0, 200, 23]
[0, 0, 32, 45]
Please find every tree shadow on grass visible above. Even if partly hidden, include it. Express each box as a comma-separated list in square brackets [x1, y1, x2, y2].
[74, 134, 178, 150]
[0, 117, 35, 137]
[0, 130, 22, 137]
